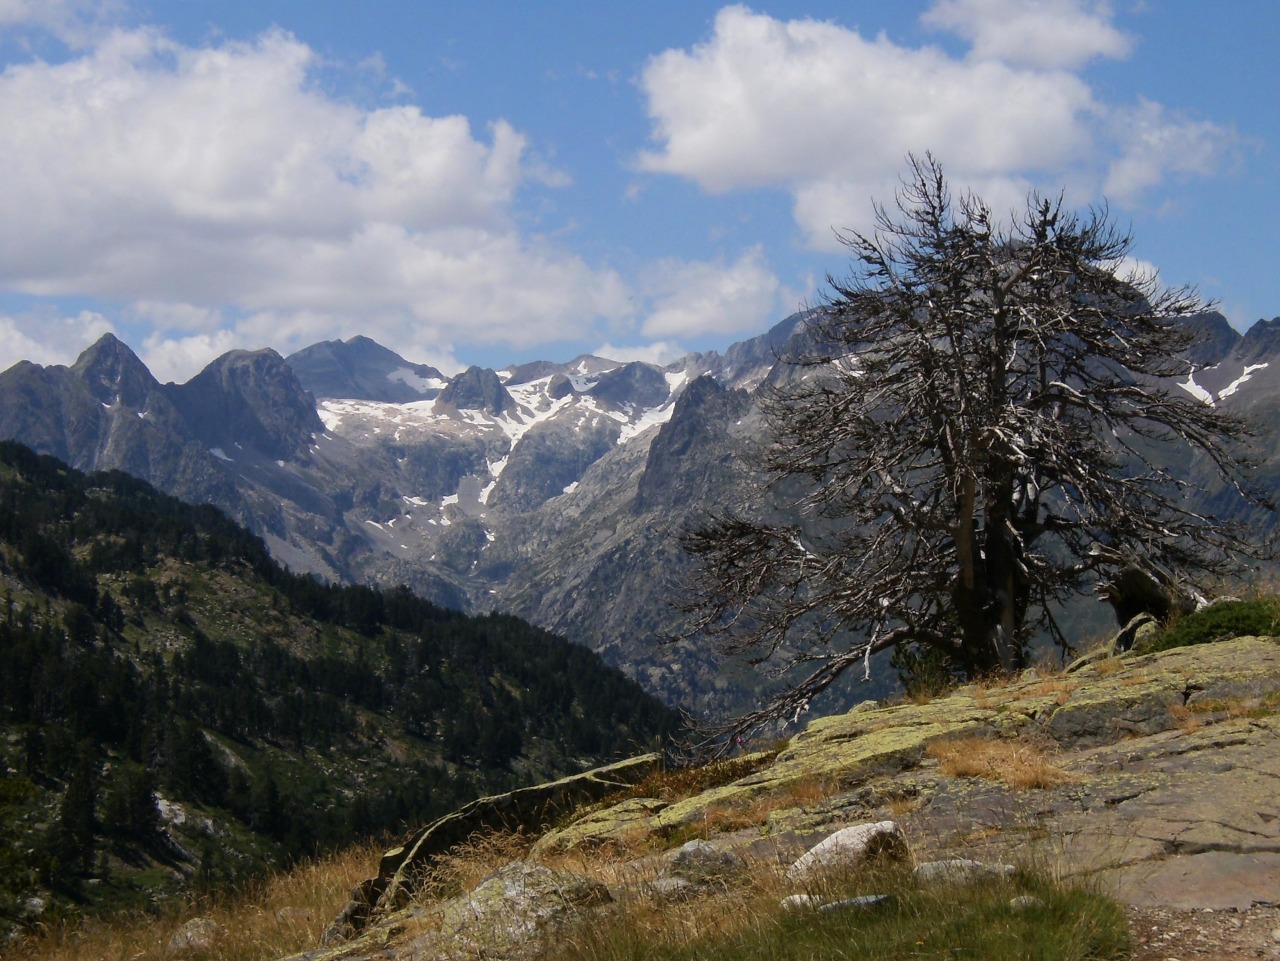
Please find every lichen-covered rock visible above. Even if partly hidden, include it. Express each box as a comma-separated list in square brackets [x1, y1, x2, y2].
[786, 820, 909, 883]
[436, 862, 611, 960]
[662, 839, 746, 886]
[531, 796, 668, 855]
[166, 917, 224, 956]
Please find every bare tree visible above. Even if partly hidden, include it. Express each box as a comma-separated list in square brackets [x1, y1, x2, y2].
[682, 155, 1265, 735]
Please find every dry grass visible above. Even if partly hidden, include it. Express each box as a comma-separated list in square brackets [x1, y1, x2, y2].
[1168, 702, 1206, 733]
[1017, 678, 1077, 705]
[1180, 690, 1280, 722]
[1093, 656, 1127, 677]
[887, 794, 922, 819]
[927, 737, 1078, 790]
[4, 840, 383, 961]
[414, 829, 534, 899]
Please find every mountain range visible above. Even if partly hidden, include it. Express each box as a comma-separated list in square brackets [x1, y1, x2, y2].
[2, 310, 1278, 716]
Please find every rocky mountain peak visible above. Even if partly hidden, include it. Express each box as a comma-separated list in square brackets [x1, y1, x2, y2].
[172, 348, 324, 460]
[69, 333, 160, 410]
[1237, 317, 1280, 366]
[634, 374, 751, 513]
[589, 362, 670, 410]
[1178, 311, 1240, 368]
[438, 365, 513, 415]
[287, 336, 446, 403]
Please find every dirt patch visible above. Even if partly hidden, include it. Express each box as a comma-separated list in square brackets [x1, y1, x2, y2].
[1126, 902, 1280, 960]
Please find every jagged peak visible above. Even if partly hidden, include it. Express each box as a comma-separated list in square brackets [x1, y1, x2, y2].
[1237, 316, 1280, 366]
[69, 331, 160, 408]
[437, 365, 513, 415]
[173, 346, 323, 460]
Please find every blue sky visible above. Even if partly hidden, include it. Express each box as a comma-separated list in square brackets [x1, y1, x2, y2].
[0, 1, 1275, 382]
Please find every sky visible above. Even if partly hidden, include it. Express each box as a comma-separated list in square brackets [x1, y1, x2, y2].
[0, 0, 1275, 383]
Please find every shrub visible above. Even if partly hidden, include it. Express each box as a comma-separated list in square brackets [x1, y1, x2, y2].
[1140, 598, 1280, 653]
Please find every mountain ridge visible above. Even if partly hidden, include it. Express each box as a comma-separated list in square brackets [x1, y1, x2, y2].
[1, 310, 1277, 716]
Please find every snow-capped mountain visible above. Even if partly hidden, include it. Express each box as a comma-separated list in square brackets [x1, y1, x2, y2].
[1, 309, 1276, 715]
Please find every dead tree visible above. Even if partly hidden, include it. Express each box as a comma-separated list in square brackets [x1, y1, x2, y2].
[682, 154, 1265, 737]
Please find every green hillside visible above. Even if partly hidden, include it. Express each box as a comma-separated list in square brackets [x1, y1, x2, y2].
[0, 442, 683, 933]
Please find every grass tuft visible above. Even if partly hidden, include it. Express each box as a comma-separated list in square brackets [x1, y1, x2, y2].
[927, 737, 1078, 790]
[547, 859, 1129, 961]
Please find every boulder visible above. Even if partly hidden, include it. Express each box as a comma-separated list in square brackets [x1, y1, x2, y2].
[661, 839, 746, 887]
[786, 820, 909, 883]
[1112, 612, 1159, 654]
[166, 917, 224, 956]
[436, 862, 611, 960]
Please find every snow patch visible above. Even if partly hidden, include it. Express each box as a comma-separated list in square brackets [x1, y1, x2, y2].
[618, 404, 675, 443]
[387, 367, 446, 392]
[209, 447, 233, 462]
[563, 481, 579, 495]
[403, 495, 430, 507]
[1219, 363, 1269, 400]
[1177, 374, 1214, 406]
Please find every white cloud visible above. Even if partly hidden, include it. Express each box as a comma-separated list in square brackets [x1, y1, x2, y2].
[0, 0, 123, 45]
[638, 5, 1236, 248]
[640, 245, 780, 339]
[0, 25, 632, 378]
[921, 0, 1132, 69]
[140, 328, 244, 384]
[1106, 255, 1159, 286]
[593, 341, 688, 366]
[0, 309, 115, 373]
[1103, 98, 1236, 201]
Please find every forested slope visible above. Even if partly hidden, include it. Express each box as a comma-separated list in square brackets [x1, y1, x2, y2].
[0, 441, 682, 933]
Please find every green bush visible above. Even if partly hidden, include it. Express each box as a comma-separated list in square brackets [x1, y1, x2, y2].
[1140, 598, 1280, 653]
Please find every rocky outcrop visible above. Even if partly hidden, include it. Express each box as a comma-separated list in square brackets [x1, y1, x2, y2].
[286, 634, 1280, 961]
[530, 637, 1280, 910]
[323, 753, 660, 943]
[437, 365, 513, 415]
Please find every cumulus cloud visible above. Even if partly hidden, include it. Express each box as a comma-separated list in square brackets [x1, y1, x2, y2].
[921, 0, 1131, 69]
[1106, 255, 1160, 287]
[0, 0, 123, 45]
[139, 328, 244, 385]
[640, 245, 780, 339]
[592, 340, 688, 366]
[0, 25, 632, 379]
[1103, 98, 1234, 200]
[638, 4, 1236, 247]
[0, 309, 115, 373]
